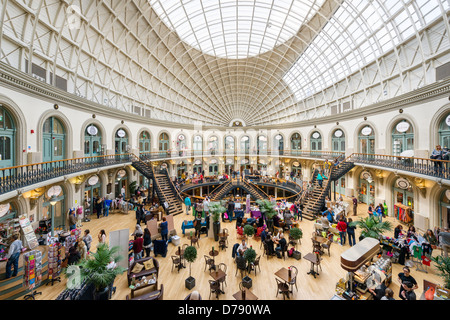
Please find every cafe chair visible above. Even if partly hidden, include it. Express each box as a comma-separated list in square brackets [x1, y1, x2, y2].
[190, 236, 199, 248]
[235, 257, 247, 278]
[204, 255, 215, 272]
[321, 239, 333, 257]
[217, 263, 227, 289]
[209, 280, 221, 300]
[275, 278, 290, 300]
[288, 266, 298, 292]
[263, 242, 273, 260]
[171, 255, 182, 272]
[251, 255, 261, 276]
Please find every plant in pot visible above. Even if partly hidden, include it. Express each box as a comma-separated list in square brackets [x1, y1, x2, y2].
[351, 216, 392, 241]
[243, 224, 255, 247]
[431, 256, 450, 291]
[256, 199, 277, 233]
[209, 201, 226, 241]
[242, 247, 256, 288]
[66, 243, 126, 300]
[289, 227, 303, 244]
[183, 245, 198, 290]
[128, 181, 137, 196]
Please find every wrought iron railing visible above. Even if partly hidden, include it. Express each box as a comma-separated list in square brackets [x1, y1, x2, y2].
[0, 153, 133, 195]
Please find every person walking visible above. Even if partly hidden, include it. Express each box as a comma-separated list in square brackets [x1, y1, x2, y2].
[397, 266, 418, 300]
[347, 218, 356, 246]
[185, 196, 192, 215]
[194, 213, 202, 238]
[143, 228, 152, 258]
[352, 196, 358, 216]
[316, 171, 326, 188]
[337, 217, 347, 246]
[5, 234, 23, 279]
[160, 217, 168, 242]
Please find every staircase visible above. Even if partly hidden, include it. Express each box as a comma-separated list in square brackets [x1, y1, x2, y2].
[242, 178, 266, 200]
[210, 179, 265, 201]
[301, 170, 332, 221]
[211, 180, 232, 201]
[132, 160, 183, 216]
[331, 160, 355, 181]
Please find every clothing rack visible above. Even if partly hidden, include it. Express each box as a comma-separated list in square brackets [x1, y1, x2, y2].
[394, 203, 413, 224]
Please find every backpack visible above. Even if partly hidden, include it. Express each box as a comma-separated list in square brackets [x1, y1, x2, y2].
[288, 247, 295, 257]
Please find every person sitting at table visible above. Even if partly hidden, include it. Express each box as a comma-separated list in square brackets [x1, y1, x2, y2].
[260, 228, 268, 243]
[273, 214, 280, 228]
[256, 217, 264, 228]
[237, 239, 248, 254]
[274, 233, 287, 259]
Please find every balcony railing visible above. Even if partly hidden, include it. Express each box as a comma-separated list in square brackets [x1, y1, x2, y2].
[0, 153, 134, 195]
[349, 153, 450, 180]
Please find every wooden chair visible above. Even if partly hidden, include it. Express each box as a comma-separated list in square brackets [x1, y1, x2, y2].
[275, 278, 290, 300]
[209, 280, 221, 299]
[235, 256, 247, 278]
[126, 284, 164, 300]
[204, 255, 215, 272]
[288, 266, 298, 292]
[217, 263, 227, 289]
[190, 236, 199, 248]
[171, 255, 182, 272]
[322, 239, 332, 257]
[251, 255, 261, 276]
[262, 242, 273, 260]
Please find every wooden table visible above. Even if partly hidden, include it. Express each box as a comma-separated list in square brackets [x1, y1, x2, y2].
[129, 278, 157, 299]
[274, 267, 294, 284]
[209, 250, 219, 271]
[176, 248, 186, 270]
[304, 253, 321, 278]
[233, 288, 258, 300]
[210, 269, 226, 294]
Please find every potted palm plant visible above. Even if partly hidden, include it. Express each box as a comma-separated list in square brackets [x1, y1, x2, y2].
[184, 246, 197, 290]
[209, 201, 226, 241]
[242, 247, 256, 289]
[256, 199, 277, 233]
[351, 216, 392, 241]
[67, 243, 126, 300]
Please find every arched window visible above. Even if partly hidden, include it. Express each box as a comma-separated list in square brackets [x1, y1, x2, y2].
[193, 135, 203, 156]
[115, 128, 128, 154]
[43, 185, 66, 230]
[0, 107, 16, 168]
[359, 126, 375, 155]
[43, 117, 65, 163]
[240, 136, 250, 155]
[84, 124, 102, 157]
[439, 190, 450, 229]
[274, 134, 284, 155]
[392, 120, 414, 156]
[208, 136, 219, 155]
[139, 131, 151, 153]
[257, 135, 267, 155]
[439, 114, 450, 148]
[225, 136, 235, 154]
[332, 129, 345, 153]
[310, 131, 322, 153]
[159, 133, 170, 156]
[176, 134, 186, 151]
[290, 133, 302, 155]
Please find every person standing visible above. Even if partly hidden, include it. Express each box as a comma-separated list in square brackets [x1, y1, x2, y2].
[352, 196, 358, 216]
[5, 234, 23, 279]
[194, 213, 202, 238]
[132, 234, 144, 261]
[98, 229, 107, 245]
[143, 228, 152, 258]
[337, 217, 347, 246]
[83, 229, 93, 252]
[160, 217, 168, 242]
[185, 196, 192, 215]
[431, 145, 445, 175]
[95, 198, 103, 219]
[227, 199, 235, 223]
[203, 197, 210, 217]
[68, 210, 77, 231]
[397, 266, 418, 300]
[103, 197, 112, 217]
[347, 218, 356, 246]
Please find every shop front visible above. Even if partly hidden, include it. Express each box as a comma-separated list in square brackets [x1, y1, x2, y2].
[84, 175, 102, 216]
[393, 178, 414, 224]
[358, 171, 374, 204]
[440, 190, 450, 229]
[115, 169, 128, 198]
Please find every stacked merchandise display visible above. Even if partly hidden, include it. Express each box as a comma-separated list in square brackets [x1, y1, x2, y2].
[63, 229, 80, 253]
[46, 242, 64, 286]
[0, 218, 21, 260]
[394, 203, 413, 224]
[23, 250, 43, 300]
[19, 215, 39, 249]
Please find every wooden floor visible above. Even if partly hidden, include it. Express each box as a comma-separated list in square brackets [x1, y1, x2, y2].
[17, 197, 444, 301]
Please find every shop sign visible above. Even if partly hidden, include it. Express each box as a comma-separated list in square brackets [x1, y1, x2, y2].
[194, 136, 202, 141]
[334, 130, 343, 138]
[117, 129, 126, 138]
[0, 203, 10, 218]
[360, 171, 372, 180]
[88, 175, 99, 186]
[47, 186, 62, 197]
[87, 125, 98, 136]
[117, 169, 126, 178]
[226, 159, 233, 164]
[241, 136, 249, 141]
[194, 160, 202, 165]
[312, 132, 320, 139]
[178, 135, 185, 141]
[446, 189, 450, 200]
[210, 159, 218, 164]
[396, 178, 410, 190]
[361, 127, 372, 136]
[396, 121, 410, 133]
[446, 115, 450, 127]
[292, 162, 300, 167]
[275, 135, 283, 140]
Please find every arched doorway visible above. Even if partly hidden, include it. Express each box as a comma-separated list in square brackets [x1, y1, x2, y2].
[115, 169, 129, 198]
[115, 128, 129, 154]
[358, 170, 375, 204]
[43, 117, 65, 163]
[139, 131, 151, 153]
[392, 120, 414, 156]
[240, 136, 250, 155]
[310, 131, 322, 155]
[0, 106, 16, 168]
[439, 190, 450, 229]
[393, 177, 414, 224]
[225, 136, 235, 155]
[43, 185, 66, 230]
[439, 114, 450, 148]
[332, 129, 345, 153]
[290, 133, 302, 156]
[208, 136, 219, 155]
[209, 159, 218, 176]
[274, 134, 284, 155]
[159, 133, 170, 157]
[84, 175, 102, 217]
[359, 125, 375, 155]
[176, 134, 187, 156]
[193, 135, 203, 156]
[257, 135, 267, 155]
[84, 124, 102, 158]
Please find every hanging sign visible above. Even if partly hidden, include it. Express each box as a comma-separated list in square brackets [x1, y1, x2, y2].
[312, 132, 320, 139]
[361, 126, 372, 136]
[194, 160, 202, 165]
[178, 135, 185, 141]
[334, 130, 343, 138]
[88, 175, 99, 186]
[117, 169, 126, 178]
[446, 115, 450, 127]
[0, 203, 10, 218]
[47, 186, 62, 198]
[226, 159, 233, 164]
[87, 125, 98, 136]
[396, 178, 410, 190]
[241, 136, 249, 141]
[117, 129, 126, 138]
[275, 135, 283, 140]
[445, 189, 450, 200]
[292, 162, 300, 167]
[194, 135, 202, 141]
[396, 121, 410, 133]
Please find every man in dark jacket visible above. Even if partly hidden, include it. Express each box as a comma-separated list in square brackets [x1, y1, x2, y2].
[227, 200, 235, 222]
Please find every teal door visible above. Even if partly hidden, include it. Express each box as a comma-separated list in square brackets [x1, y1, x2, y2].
[290, 133, 302, 156]
[159, 133, 169, 157]
[85, 125, 102, 158]
[139, 131, 151, 154]
[43, 117, 65, 165]
[240, 137, 250, 155]
[115, 129, 128, 155]
[332, 130, 345, 153]
[0, 107, 15, 169]
[311, 132, 322, 156]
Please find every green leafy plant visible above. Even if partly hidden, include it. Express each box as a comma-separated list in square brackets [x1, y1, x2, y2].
[183, 246, 198, 278]
[243, 224, 255, 238]
[67, 243, 126, 292]
[243, 247, 256, 264]
[209, 201, 226, 223]
[128, 181, 137, 196]
[289, 227, 303, 240]
[351, 216, 392, 240]
[431, 255, 450, 289]
[256, 199, 277, 220]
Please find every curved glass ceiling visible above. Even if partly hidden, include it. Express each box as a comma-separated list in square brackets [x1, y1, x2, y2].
[149, 0, 326, 59]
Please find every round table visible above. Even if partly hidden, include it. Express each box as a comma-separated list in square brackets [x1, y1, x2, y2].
[209, 250, 219, 271]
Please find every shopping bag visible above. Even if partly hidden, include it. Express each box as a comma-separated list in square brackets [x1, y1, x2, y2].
[425, 286, 435, 300]
[422, 255, 431, 266]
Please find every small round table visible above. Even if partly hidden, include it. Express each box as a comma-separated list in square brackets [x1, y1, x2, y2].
[209, 250, 219, 271]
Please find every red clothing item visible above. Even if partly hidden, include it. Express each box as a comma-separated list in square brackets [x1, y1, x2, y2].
[133, 237, 144, 253]
[337, 221, 347, 232]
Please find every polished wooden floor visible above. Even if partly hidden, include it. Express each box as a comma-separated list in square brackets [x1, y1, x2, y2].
[20, 197, 443, 300]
